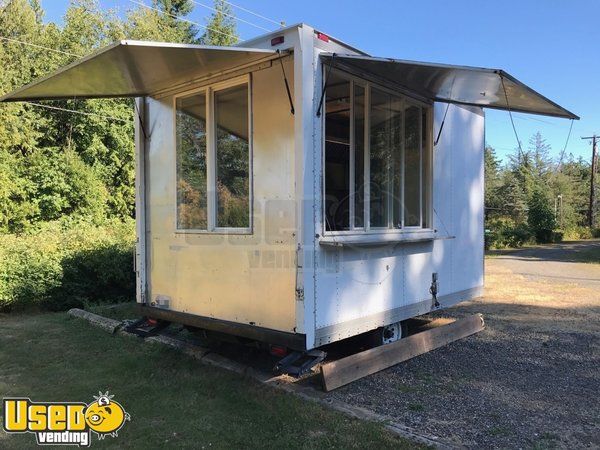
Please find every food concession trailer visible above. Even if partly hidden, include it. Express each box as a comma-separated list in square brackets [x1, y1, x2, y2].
[1, 23, 578, 353]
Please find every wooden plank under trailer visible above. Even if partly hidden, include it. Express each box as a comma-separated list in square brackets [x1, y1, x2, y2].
[320, 314, 485, 392]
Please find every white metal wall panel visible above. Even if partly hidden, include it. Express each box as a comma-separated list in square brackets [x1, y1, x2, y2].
[312, 102, 485, 347]
[429, 103, 485, 298]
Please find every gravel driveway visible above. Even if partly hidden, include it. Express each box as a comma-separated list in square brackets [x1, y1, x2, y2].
[328, 241, 600, 449]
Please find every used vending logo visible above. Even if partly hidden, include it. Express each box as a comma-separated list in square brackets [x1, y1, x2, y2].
[3, 391, 130, 446]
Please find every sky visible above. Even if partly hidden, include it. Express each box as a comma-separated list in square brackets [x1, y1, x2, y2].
[40, 0, 600, 163]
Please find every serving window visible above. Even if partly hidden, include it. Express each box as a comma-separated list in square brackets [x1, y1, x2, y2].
[175, 77, 251, 233]
[324, 69, 432, 234]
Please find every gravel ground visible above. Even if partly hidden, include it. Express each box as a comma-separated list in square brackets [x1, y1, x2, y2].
[329, 246, 600, 449]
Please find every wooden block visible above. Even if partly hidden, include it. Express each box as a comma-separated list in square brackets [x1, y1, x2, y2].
[320, 314, 485, 392]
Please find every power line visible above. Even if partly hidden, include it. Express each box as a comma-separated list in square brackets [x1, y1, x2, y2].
[221, 0, 282, 27]
[24, 102, 131, 123]
[190, 0, 273, 32]
[556, 119, 575, 170]
[0, 36, 81, 58]
[129, 0, 244, 41]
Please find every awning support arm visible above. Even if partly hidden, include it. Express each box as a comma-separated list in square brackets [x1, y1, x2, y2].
[276, 49, 294, 115]
[134, 98, 147, 140]
[434, 102, 451, 147]
[316, 53, 336, 117]
[499, 72, 524, 159]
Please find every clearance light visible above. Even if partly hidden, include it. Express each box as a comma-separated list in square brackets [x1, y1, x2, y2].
[316, 32, 329, 42]
[271, 36, 284, 46]
[269, 345, 288, 357]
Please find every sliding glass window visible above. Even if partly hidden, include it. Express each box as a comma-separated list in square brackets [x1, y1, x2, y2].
[323, 69, 431, 233]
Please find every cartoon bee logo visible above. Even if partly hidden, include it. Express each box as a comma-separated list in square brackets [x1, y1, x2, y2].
[84, 392, 130, 439]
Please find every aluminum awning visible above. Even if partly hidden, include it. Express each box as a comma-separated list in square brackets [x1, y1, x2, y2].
[322, 53, 578, 120]
[0, 41, 278, 102]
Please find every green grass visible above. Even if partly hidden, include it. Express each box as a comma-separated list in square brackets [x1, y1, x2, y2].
[0, 312, 422, 449]
[86, 302, 138, 321]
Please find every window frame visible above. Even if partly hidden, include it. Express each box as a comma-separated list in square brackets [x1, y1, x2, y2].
[322, 68, 433, 237]
[173, 75, 253, 235]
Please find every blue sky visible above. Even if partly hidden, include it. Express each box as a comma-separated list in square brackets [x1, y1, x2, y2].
[41, 0, 600, 163]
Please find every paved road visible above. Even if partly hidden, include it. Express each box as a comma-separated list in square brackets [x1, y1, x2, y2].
[489, 240, 600, 288]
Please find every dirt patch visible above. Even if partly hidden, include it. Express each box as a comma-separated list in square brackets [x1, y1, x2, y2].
[329, 257, 600, 449]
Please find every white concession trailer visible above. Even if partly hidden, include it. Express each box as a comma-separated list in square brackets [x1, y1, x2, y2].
[1, 24, 577, 352]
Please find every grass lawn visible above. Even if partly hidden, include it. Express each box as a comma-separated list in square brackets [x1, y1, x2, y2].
[0, 312, 420, 449]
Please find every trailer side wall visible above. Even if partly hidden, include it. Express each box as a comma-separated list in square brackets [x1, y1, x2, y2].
[142, 58, 299, 333]
[310, 102, 485, 347]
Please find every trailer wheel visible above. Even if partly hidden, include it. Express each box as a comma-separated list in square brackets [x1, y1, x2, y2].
[371, 321, 408, 346]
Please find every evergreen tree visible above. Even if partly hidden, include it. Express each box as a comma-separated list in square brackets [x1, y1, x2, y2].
[529, 131, 553, 181]
[199, 0, 238, 46]
[125, 0, 198, 43]
[484, 145, 503, 220]
[528, 187, 557, 243]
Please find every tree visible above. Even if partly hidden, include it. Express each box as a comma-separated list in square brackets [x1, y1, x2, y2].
[550, 155, 591, 229]
[484, 145, 503, 220]
[529, 132, 553, 181]
[0, 0, 48, 154]
[199, 0, 238, 46]
[0, 0, 242, 232]
[527, 187, 557, 243]
[125, 0, 198, 43]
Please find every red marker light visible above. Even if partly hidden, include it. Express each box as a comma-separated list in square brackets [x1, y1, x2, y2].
[271, 36, 284, 46]
[316, 32, 329, 43]
[269, 345, 288, 357]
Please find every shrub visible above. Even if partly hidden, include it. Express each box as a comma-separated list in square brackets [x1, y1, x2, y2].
[593, 228, 600, 238]
[562, 226, 593, 241]
[485, 217, 533, 249]
[0, 218, 135, 312]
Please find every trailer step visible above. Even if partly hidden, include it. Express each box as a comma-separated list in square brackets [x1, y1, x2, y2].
[320, 314, 485, 392]
[124, 317, 170, 338]
[274, 349, 327, 377]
